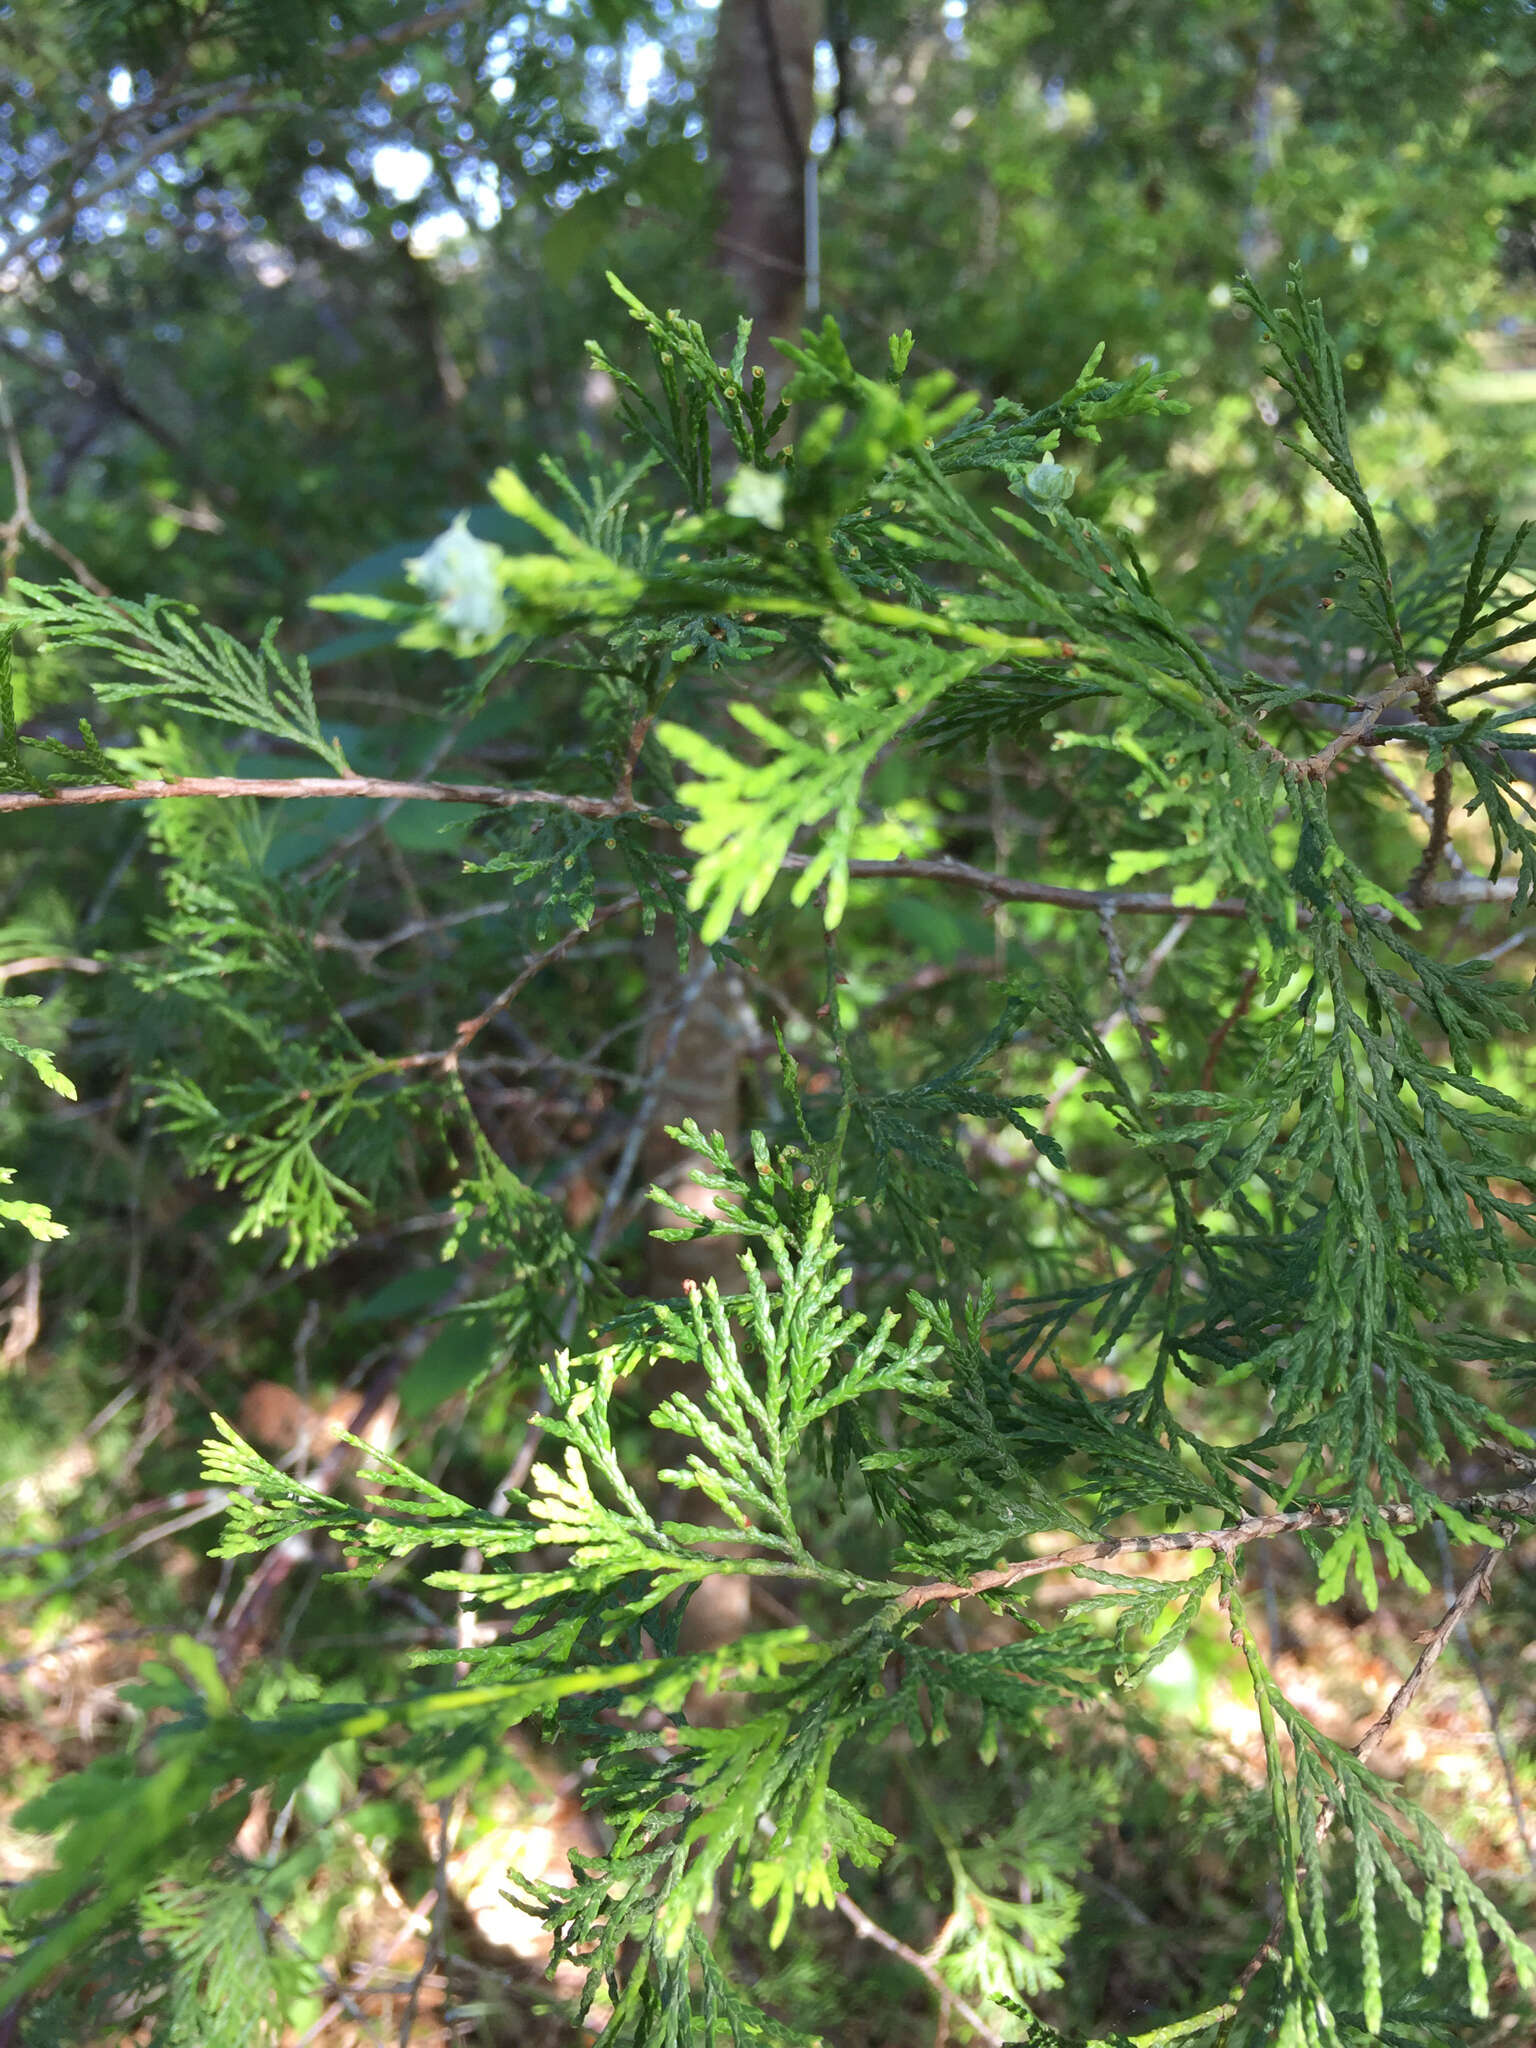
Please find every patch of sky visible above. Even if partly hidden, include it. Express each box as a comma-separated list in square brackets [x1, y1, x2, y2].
[348, 4, 713, 247]
[626, 38, 664, 110]
[451, 158, 502, 228]
[299, 165, 368, 226]
[371, 144, 433, 203]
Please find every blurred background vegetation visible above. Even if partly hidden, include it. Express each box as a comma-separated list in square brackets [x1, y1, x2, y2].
[3, 3, 1536, 2042]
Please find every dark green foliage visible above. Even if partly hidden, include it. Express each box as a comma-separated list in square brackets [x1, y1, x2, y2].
[69, 0, 363, 79]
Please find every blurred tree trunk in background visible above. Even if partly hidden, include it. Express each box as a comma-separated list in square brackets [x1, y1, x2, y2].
[710, 0, 821, 386]
[639, 0, 822, 1314]
[639, 0, 821, 1667]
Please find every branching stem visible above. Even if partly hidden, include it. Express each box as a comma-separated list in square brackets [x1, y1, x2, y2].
[1221, 1544, 1506, 2021]
[833, 1890, 1005, 2047]
[896, 1491, 1532, 1611]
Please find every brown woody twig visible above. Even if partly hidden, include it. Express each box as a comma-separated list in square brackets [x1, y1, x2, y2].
[1227, 1544, 1505, 2007]
[896, 1491, 1533, 1612]
[1351, 1543, 1501, 1769]
[428, 891, 644, 1071]
[1098, 904, 1164, 1082]
[0, 774, 652, 821]
[834, 1890, 1004, 2048]
[0, 378, 112, 595]
[0, 954, 103, 983]
[1406, 668, 1456, 904]
[4, 780, 1524, 921]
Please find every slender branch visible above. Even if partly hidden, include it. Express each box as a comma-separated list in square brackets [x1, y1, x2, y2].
[1350, 1544, 1500, 1767]
[1227, 1544, 1506, 2007]
[1406, 667, 1456, 903]
[0, 1486, 225, 1562]
[1198, 966, 1259, 1096]
[820, 853, 1250, 918]
[1011, 917, 1189, 1169]
[431, 891, 644, 1069]
[833, 1891, 1004, 2048]
[1296, 673, 1420, 779]
[1415, 872, 1520, 905]
[0, 774, 655, 821]
[7, 782, 1526, 922]
[312, 899, 515, 968]
[1099, 904, 1164, 1082]
[0, 376, 113, 595]
[1409, 757, 1456, 903]
[843, 1877, 1237, 2048]
[616, 709, 654, 806]
[1431, 1522, 1536, 1880]
[0, 953, 103, 982]
[0, 1623, 191, 1681]
[896, 1489, 1535, 1612]
[329, 0, 485, 63]
[1371, 756, 1468, 880]
[799, 852, 1524, 918]
[17, 1496, 232, 1605]
[4, 780, 1243, 912]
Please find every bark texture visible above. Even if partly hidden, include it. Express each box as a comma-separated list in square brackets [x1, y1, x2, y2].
[639, 934, 761, 1685]
[710, 0, 821, 383]
[640, 936, 757, 1302]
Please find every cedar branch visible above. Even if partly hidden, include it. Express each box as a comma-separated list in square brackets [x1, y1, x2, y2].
[0, 775, 652, 821]
[1226, 1544, 1505, 2008]
[3, 780, 1524, 918]
[896, 1490, 1533, 1612]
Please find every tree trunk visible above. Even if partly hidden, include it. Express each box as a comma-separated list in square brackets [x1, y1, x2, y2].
[639, 936, 755, 1305]
[639, 937, 760, 1683]
[710, 0, 821, 384]
[635, 2, 821, 1686]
